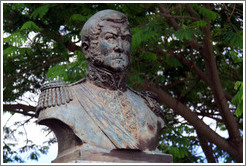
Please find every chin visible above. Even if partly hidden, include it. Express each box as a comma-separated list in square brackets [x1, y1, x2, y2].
[111, 63, 129, 72]
[108, 67, 124, 72]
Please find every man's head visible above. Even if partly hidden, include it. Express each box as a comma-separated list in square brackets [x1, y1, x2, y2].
[81, 9, 131, 72]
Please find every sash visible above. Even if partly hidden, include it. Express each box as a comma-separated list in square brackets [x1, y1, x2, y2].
[74, 83, 140, 149]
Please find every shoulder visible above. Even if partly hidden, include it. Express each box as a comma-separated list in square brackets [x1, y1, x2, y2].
[36, 80, 73, 115]
[68, 78, 86, 87]
[128, 87, 165, 120]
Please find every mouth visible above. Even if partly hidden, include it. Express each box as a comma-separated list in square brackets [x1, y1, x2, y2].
[113, 55, 124, 60]
[113, 58, 123, 60]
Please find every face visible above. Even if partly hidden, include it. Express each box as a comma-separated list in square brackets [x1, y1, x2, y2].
[97, 22, 131, 72]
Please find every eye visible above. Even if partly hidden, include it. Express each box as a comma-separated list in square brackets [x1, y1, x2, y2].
[105, 34, 116, 40]
[122, 35, 131, 42]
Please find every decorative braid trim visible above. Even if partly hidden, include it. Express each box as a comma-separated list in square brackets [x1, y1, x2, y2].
[128, 87, 165, 120]
[36, 81, 73, 113]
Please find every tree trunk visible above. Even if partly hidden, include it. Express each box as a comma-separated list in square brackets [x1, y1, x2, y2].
[201, 4, 242, 162]
[197, 132, 216, 163]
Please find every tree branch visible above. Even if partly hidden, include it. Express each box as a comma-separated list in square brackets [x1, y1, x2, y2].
[185, 3, 200, 18]
[163, 14, 199, 21]
[202, 6, 240, 138]
[3, 104, 36, 117]
[157, 3, 242, 160]
[168, 4, 182, 13]
[156, 4, 203, 52]
[197, 132, 217, 162]
[157, 4, 181, 30]
[152, 45, 233, 102]
[228, 4, 236, 23]
[65, 41, 81, 52]
[140, 82, 239, 161]
[200, 4, 242, 162]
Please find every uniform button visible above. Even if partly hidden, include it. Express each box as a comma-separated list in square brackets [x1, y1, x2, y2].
[117, 91, 123, 96]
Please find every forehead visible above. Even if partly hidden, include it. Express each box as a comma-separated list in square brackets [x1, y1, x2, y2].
[100, 22, 131, 35]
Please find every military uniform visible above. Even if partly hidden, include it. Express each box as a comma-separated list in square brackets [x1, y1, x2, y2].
[36, 78, 165, 160]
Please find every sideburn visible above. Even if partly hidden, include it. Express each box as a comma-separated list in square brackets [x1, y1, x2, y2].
[89, 47, 104, 66]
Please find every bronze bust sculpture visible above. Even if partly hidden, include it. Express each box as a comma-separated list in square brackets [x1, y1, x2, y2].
[36, 9, 172, 163]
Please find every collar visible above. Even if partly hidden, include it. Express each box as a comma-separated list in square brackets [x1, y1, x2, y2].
[86, 63, 127, 92]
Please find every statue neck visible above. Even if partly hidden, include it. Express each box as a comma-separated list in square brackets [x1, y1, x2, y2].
[86, 63, 127, 91]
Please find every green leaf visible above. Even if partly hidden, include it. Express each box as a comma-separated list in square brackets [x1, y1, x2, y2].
[166, 56, 182, 67]
[20, 21, 42, 32]
[231, 81, 243, 117]
[142, 52, 157, 61]
[47, 65, 68, 81]
[223, 31, 243, 49]
[192, 20, 207, 28]
[3, 47, 32, 58]
[235, 101, 243, 117]
[31, 4, 52, 19]
[128, 74, 144, 85]
[28, 152, 39, 161]
[67, 66, 84, 83]
[230, 50, 243, 63]
[179, 148, 189, 158]
[70, 14, 86, 22]
[3, 32, 28, 47]
[39, 146, 49, 154]
[198, 6, 219, 21]
[11, 4, 26, 11]
[218, 122, 227, 131]
[175, 28, 193, 41]
[3, 46, 19, 58]
[131, 21, 162, 51]
[234, 81, 243, 90]
[170, 146, 180, 157]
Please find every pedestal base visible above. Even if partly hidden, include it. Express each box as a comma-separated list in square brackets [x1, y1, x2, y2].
[52, 149, 173, 163]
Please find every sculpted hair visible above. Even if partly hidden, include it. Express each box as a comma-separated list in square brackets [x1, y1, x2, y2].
[80, 9, 130, 62]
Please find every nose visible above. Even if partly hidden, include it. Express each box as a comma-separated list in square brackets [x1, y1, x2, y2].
[114, 37, 124, 53]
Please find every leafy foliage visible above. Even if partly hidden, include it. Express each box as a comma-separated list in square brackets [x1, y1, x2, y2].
[3, 3, 243, 163]
[231, 81, 243, 117]
[3, 143, 24, 163]
[223, 31, 243, 49]
[3, 114, 55, 163]
[197, 6, 219, 21]
[175, 27, 193, 40]
[30, 4, 53, 19]
[159, 124, 203, 163]
[20, 21, 42, 32]
[70, 14, 87, 22]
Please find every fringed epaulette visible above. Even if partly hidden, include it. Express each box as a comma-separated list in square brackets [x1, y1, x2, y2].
[68, 78, 86, 86]
[36, 80, 73, 113]
[129, 88, 165, 120]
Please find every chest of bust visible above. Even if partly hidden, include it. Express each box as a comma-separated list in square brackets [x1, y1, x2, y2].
[38, 80, 164, 154]
[79, 82, 163, 151]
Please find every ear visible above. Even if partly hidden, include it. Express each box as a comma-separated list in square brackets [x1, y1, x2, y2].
[82, 40, 89, 54]
[82, 40, 91, 60]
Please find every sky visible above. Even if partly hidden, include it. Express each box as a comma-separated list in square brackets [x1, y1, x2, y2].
[3, 110, 58, 163]
[2, 88, 58, 163]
